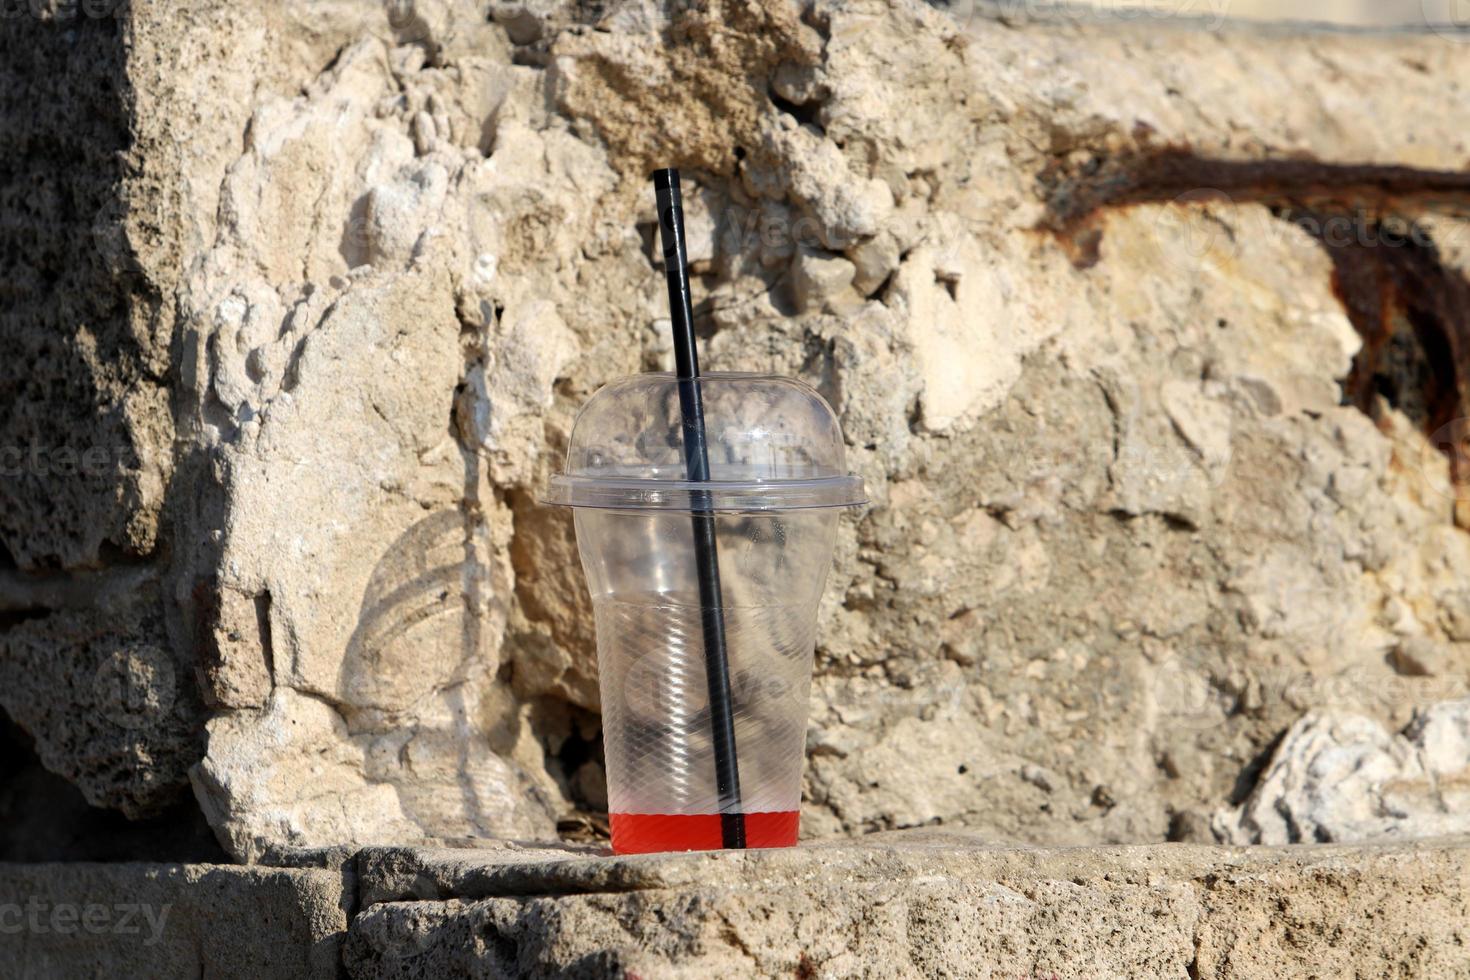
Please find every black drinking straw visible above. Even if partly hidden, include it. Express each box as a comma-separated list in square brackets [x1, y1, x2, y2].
[652, 168, 745, 849]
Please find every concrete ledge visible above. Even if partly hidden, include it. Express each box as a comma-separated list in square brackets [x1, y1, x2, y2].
[345, 832, 1470, 978]
[0, 863, 349, 979]
[6, 834, 1470, 977]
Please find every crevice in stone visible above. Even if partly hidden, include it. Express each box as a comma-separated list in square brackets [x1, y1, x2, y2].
[935, 270, 959, 302]
[0, 562, 160, 617]
[311, 42, 349, 89]
[636, 217, 658, 270]
[453, 407, 492, 836]
[255, 590, 276, 687]
[499, 477, 606, 842]
[511, 46, 551, 69]
[548, 701, 609, 845]
[0, 606, 49, 632]
[800, 0, 831, 39]
[800, 334, 842, 413]
[905, 396, 924, 437]
[865, 268, 896, 301]
[0, 709, 227, 864]
[768, 88, 823, 132]
[1226, 728, 1286, 808]
[94, 538, 160, 568]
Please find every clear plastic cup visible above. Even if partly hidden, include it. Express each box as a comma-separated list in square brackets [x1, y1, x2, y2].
[544, 372, 865, 854]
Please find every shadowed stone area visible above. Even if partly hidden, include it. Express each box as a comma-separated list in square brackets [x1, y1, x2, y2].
[0, 2, 204, 823]
[0, 715, 225, 864]
[0, 1, 173, 572]
[0, 861, 348, 979]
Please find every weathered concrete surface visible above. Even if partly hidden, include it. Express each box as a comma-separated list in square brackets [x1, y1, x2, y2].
[343, 833, 1470, 978]
[0, 862, 348, 980]
[3, 834, 1469, 977]
[7, 0, 1470, 863]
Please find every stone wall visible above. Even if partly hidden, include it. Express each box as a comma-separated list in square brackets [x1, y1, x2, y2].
[3, 0, 1470, 862]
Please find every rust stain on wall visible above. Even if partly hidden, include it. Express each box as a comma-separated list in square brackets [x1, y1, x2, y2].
[1039, 149, 1470, 511]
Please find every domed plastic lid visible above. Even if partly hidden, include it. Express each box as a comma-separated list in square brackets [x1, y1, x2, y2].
[545, 372, 866, 512]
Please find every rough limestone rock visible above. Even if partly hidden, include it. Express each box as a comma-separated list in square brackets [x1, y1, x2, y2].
[0, 591, 204, 818]
[342, 833, 1470, 978]
[1214, 698, 1470, 844]
[5, 0, 1470, 861]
